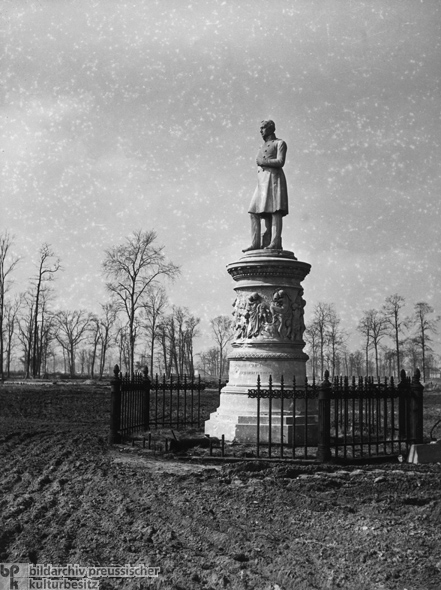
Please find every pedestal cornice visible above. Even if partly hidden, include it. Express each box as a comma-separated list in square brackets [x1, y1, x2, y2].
[227, 250, 311, 283]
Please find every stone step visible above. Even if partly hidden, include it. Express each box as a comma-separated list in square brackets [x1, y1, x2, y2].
[235, 420, 318, 445]
[237, 414, 318, 425]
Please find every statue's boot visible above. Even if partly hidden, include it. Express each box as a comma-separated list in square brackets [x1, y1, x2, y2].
[261, 217, 272, 248]
[265, 213, 283, 250]
[242, 214, 261, 252]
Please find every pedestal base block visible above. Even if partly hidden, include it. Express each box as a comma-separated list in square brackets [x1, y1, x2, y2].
[204, 387, 318, 445]
[234, 414, 318, 445]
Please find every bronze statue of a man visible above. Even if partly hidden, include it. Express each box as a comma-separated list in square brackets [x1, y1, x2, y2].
[243, 120, 288, 251]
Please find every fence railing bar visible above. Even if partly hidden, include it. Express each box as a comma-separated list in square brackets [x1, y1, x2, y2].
[383, 379, 384, 455]
[268, 375, 273, 459]
[169, 374, 173, 428]
[256, 375, 261, 458]
[191, 378, 194, 428]
[343, 378, 348, 460]
[198, 375, 201, 429]
[304, 378, 308, 458]
[291, 377, 296, 459]
[280, 375, 284, 459]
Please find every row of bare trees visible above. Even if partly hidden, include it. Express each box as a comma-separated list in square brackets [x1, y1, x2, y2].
[0, 233, 120, 379]
[0, 230, 225, 380]
[305, 296, 440, 381]
[196, 316, 234, 381]
[2, 229, 438, 382]
[0, 237, 65, 378]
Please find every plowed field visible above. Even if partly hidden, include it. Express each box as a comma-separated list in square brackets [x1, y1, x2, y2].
[1, 383, 441, 590]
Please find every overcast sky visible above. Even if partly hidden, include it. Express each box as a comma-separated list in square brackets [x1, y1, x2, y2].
[2, 0, 440, 354]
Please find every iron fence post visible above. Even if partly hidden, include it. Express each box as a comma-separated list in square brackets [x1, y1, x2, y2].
[410, 368, 424, 444]
[109, 364, 122, 444]
[143, 366, 151, 431]
[397, 369, 408, 440]
[317, 370, 332, 462]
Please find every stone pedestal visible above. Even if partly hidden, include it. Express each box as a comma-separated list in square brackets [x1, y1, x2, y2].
[205, 249, 313, 442]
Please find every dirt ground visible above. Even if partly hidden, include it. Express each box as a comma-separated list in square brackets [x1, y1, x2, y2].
[1, 384, 441, 590]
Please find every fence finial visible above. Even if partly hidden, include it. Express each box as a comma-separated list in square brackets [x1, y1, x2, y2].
[400, 369, 406, 383]
[113, 364, 120, 378]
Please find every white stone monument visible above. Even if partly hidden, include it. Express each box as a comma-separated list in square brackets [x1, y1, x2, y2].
[205, 119, 313, 442]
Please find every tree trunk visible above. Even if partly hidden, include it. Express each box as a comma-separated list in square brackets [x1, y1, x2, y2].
[70, 344, 75, 377]
[150, 334, 155, 378]
[374, 343, 379, 378]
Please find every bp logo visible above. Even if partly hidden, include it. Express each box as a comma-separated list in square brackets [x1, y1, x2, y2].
[0, 564, 29, 590]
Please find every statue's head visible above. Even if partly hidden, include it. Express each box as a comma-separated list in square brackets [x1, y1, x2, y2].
[260, 120, 276, 138]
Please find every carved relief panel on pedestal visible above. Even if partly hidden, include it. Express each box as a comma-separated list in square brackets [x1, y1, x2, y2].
[232, 288, 306, 342]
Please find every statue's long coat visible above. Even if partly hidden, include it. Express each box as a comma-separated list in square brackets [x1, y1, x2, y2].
[248, 137, 288, 217]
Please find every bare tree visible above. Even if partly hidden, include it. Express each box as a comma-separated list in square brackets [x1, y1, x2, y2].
[210, 315, 234, 380]
[54, 310, 93, 376]
[85, 304, 118, 379]
[39, 305, 57, 377]
[382, 294, 407, 374]
[3, 295, 21, 377]
[351, 350, 364, 376]
[382, 346, 397, 376]
[141, 286, 168, 377]
[304, 323, 320, 379]
[30, 244, 61, 377]
[358, 309, 388, 378]
[196, 350, 210, 378]
[357, 313, 371, 377]
[326, 307, 347, 377]
[340, 346, 350, 377]
[411, 302, 439, 381]
[310, 302, 334, 380]
[165, 310, 179, 376]
[156, 322, 169, 377]
[197, 347, 221, 379]
[98, 302, 118, 378]
[18, 285, 57, 378]
[157, 307, 200, 377]
[88, 315, 101, 378]
[0, 233, 20, 380]
[183, 313, 200, 377]
[114, 321, 131, 375]
[17, 291, 36, 377]
[103, 230, 179, 378]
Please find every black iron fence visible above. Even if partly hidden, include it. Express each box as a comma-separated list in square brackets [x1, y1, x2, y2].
[319, 369, 423, 461]
[110, 365, 424, 463]
[109, 365, 207, 443]
[245, 369, 424, 461]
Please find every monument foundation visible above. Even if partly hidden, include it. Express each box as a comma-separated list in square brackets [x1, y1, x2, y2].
[205, 249, 313, 442]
